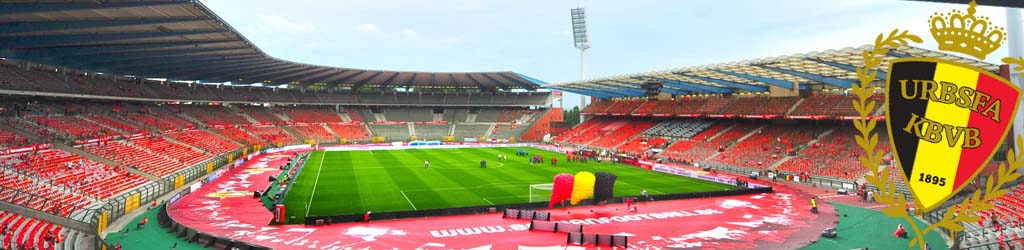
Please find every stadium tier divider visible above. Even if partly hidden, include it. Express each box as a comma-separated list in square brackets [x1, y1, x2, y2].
[301, 186, 770, 225]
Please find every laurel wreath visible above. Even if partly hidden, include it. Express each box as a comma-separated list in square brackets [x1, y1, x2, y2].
[854, 29, 1021, 249]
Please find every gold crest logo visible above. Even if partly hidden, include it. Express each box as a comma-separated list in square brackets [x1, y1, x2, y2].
[855, 1, 1022, 249]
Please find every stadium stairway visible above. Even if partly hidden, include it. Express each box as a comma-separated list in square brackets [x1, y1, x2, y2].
[337, 112, 351, 122]
[322, 124, 342, 140]
[483, 124, 496, 138]
[78, 115, 131, 135]
[173, 113, 204, 128]
[161, 135, 217, 157]
[50, 143, 159, 181]
[278, 126, 307, 143]
[785, 98, 805, 115]
[703, 124, 767, 161]
[199, 127, 246, 147]
[767, 127, 838, 170]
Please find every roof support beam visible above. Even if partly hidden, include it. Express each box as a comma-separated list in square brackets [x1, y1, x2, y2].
[169, 58, 278, 79]
[495, 72, 536, 89]
[0, 1, 190, 15]
[758, 66, 854, 88]
[462, 74, 491, 91]
[79, 54, 258, 72]
[403, 73, 419, 91]
[1, 29, 226, 48]
[377, 73, 402, 90]
[587, 82, 647, 96]
[0, 17, 211, 35]
[53, 47, 252, 65]
[471, 74, 506, 90]
[548, 86, 617, 98]
[13, 39, 239, 58]
[711, 69, 795, 89]
[652, 78, 731, 94]
[269, 67, 334, 83]
[678, 73, 768, 92]
[294, 69, 344, 83]
[321, 70, 366, 85]
[128, 56, 270, 76]
[480, 74, 513, 90]
[887, 50, 913, 58]
[189, 61, 291, 81]
[805, 58, 888, 80]
[219, 64, 306, 82]
[351, 71, 385, 90]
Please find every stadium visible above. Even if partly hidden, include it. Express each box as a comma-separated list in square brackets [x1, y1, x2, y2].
[0, 0, 1023, 249]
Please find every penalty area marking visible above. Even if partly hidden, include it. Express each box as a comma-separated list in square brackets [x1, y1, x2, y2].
[400, 191, 418, 210]
[305, 151, 327, 217]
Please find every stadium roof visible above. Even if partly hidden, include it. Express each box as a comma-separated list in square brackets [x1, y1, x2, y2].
[546, 46, 1001, 98]
[0, 0, 544, 91]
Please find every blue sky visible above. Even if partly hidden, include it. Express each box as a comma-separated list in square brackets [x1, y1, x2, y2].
[201, 0, 1017, 109]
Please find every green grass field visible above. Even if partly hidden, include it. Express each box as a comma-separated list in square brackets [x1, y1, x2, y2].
[281, 147, 735, 223]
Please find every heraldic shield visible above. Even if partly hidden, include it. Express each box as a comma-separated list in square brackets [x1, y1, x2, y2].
[886, 58, 1021, 211]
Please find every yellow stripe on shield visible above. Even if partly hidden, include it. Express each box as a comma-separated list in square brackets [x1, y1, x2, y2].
[909, 63, 979, 208]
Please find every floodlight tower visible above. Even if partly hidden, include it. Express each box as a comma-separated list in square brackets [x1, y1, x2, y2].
[570, 6, 590, 123]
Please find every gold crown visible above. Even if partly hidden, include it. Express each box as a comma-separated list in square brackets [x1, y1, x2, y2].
[929, 0, 1005, 60]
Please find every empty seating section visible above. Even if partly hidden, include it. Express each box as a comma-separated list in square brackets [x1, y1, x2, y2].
[663, 123, 760, 162]
[125, 113, 193, 131]
[0, 174, 90, 217]
[630, 100, 663, 116]
[415, 125, 450, 140]
[589, 121, 656, 148]
[212, 127, 264, 145]
[289, 125, 335, 143]
[582, 100, 614, 114]
[177, 106, 249, 126]
[713, 125, 830, 169]
[248, 126, 300, 145]
[474, 109, 503, 123]
[326, 124, 371, 141]
[670, 98, 710, 115]
[789, 95, 834, 116]
[386, 109, 433, 122]
[775, 127, 890, 179]
[344, 109, 366, 122]
[0, 149, 147, 200]
[604, 99, 645, 115]
[452, 124, 490, 139]
[0, 129, 29, 149]
[131, 137, 208, 166]
[491, 124, 529, 139]
[165, 130, 240, 155]
[0, 211, 65, 250]
[616, 137, 669, 155]
[83, 141, 186, 177]
[29, 116, 117, 140]
[554, 118, 614, 144]
[284, 107, 341, 123]
[790, 94, 885, 117]
[86, 115, 141, 134]
[697, 98, 735, 114]
[370, 125, 411, 140]
[643, 120, 715, 138]
[722, 97, 800, 116]
[243, 108, 285, 124]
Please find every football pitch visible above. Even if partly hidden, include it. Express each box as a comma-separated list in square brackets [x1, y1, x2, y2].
[281, 147, 735, 222]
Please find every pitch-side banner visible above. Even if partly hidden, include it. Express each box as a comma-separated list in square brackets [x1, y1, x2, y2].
[886, 58, 1020, 210]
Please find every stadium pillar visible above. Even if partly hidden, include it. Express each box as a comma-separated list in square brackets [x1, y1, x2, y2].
[1008, 8, 1024, 153]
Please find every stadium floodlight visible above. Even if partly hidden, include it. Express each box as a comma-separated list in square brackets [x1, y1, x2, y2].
[570, 7, 590, 122]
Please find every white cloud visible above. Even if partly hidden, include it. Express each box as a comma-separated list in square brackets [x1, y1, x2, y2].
[357, 24, 380, 33]
[256, 15, 315, 34]
[400, 28, 417, 37]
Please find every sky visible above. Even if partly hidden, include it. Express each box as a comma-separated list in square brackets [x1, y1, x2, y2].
[200, 0, 1020, 109]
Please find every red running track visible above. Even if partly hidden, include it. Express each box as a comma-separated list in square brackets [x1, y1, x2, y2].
[168, 150, 819, 249]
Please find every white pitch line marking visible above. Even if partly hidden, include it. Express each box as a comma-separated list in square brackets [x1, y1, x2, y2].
[305, 151, 327, 217]
[401, 191, 418, 210]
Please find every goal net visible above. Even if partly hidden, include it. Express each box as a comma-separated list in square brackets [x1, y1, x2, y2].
[529, 184, 553, 203]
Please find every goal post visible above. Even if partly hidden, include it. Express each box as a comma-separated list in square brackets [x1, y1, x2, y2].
[529, 183, 554, 203]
